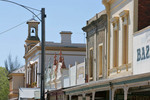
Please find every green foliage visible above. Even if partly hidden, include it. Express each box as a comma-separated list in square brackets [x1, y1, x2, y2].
[0, 67, 9, 100]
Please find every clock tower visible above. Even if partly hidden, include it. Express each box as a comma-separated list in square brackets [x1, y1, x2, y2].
[24, 18, 40, 54]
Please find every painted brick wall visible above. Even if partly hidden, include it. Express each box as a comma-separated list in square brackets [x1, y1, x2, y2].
[138, 0, 150, 30]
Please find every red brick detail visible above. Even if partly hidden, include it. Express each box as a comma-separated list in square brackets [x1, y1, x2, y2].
[53, 53, 57, 65]
[138, 0, 150, 30]
[85, 74, 88, 83]
[61, 57, 66, 69]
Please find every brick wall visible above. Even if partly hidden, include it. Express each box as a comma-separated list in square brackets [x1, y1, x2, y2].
[138, 0, 150, 30]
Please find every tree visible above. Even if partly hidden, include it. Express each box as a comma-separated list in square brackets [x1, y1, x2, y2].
[4, 54, 21, 73]
[0, 67, 9, 100]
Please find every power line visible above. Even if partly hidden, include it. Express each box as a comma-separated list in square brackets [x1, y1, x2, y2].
[0, 0, 41, 12]
[0, 0, 41, 21]
[0, 13, 41, 35]
[0, 21, 26, 35]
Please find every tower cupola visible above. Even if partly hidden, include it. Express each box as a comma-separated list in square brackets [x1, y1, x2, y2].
[26, 18, 40, 41]
[24, 18, 40, 54]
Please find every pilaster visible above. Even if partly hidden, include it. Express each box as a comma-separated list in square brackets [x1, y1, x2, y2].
[69, 95, 72, 100]
[124, 86, 129, 100]
[92, 91, 95, 100]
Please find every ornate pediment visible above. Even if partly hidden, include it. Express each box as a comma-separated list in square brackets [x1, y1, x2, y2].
[119, 10, 129, 25]
[119, 10, 129, 18]
[111, 17, 119, 31]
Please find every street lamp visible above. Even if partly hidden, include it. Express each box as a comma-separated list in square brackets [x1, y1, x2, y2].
[0, 0, 46, 100]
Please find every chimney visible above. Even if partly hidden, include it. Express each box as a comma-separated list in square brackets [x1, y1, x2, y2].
[60, 31, 72, 44]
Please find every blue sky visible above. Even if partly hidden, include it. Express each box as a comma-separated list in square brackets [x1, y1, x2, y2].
[0, 0, 105, 67]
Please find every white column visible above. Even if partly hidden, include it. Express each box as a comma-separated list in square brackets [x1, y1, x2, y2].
[92, 91, 95, 100]
[94, 33, 97, 81]
[37, 63, 39, 87]
[29, 67, 31, 83]
[34, 63, 36, 82]
[82, 93, 86, 100]
[28, 67, 30, 84]
[124, 87, 129, 100]
[75, 61, 78, 85]
[62, 93, 65, 100]
[86, 96, 90, 100]
[78, 96, 82, 100]
[109, 88, 112, 100]
[112, 88, 115, 100]
[27, 68, 28, 84]
[69, 95, 72, 100]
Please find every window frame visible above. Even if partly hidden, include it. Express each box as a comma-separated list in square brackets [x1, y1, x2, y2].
[98, 43, 103, 77]
[111, 17, 119, 68]
[120, 10, 129, 65]
[89, 47, 94, 80]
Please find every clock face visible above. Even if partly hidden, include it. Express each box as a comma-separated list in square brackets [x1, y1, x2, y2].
[30, 27, 36, 36]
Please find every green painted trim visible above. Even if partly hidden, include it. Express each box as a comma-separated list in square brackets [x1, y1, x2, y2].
[66, 84, 109, 94]
[66, 76, 150, 94]
[113, 76, 150, 85]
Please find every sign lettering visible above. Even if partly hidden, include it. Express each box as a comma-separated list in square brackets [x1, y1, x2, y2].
[137, 45, 150, 61]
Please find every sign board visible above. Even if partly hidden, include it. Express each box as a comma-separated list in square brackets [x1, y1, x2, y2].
[34, 91, 40, 99]
[77, 62, 85, 85]
[133, 27, 150, 74]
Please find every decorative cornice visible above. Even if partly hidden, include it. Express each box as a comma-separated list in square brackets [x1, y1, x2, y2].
[60, 31, 72, 34]
[110, 17, 119, 24]
[25, 40, 40, 43]
[110, 17, 119, 31]
[119, 10, 129, 18]
[24, 46, 86, 59]
[27, 18, 40, 24]
[82, 14, 106, 32]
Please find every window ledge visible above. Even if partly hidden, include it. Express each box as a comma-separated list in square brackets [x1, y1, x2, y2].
[89, 77, 93, 81]
[99, 75, 103, 78]
[109, 63, 132, 74]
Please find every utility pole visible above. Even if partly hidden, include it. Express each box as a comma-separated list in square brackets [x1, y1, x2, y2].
[41, 8, 46, 100]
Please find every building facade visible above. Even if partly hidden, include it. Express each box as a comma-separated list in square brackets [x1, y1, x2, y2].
[46, 53, 85, 100]
[69, 61, 85, 86]
[48, 52, 69, 90]
[64, 0, 150, 100]
[82, 10, 107, 82]
[9, 66, 25, 100]
[46, 52, 69, 100]
[64, 10, 108, 100]
[16, 0, 150, 99]
[24, 19, 86, 88]
[102, 0, 150, 99]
